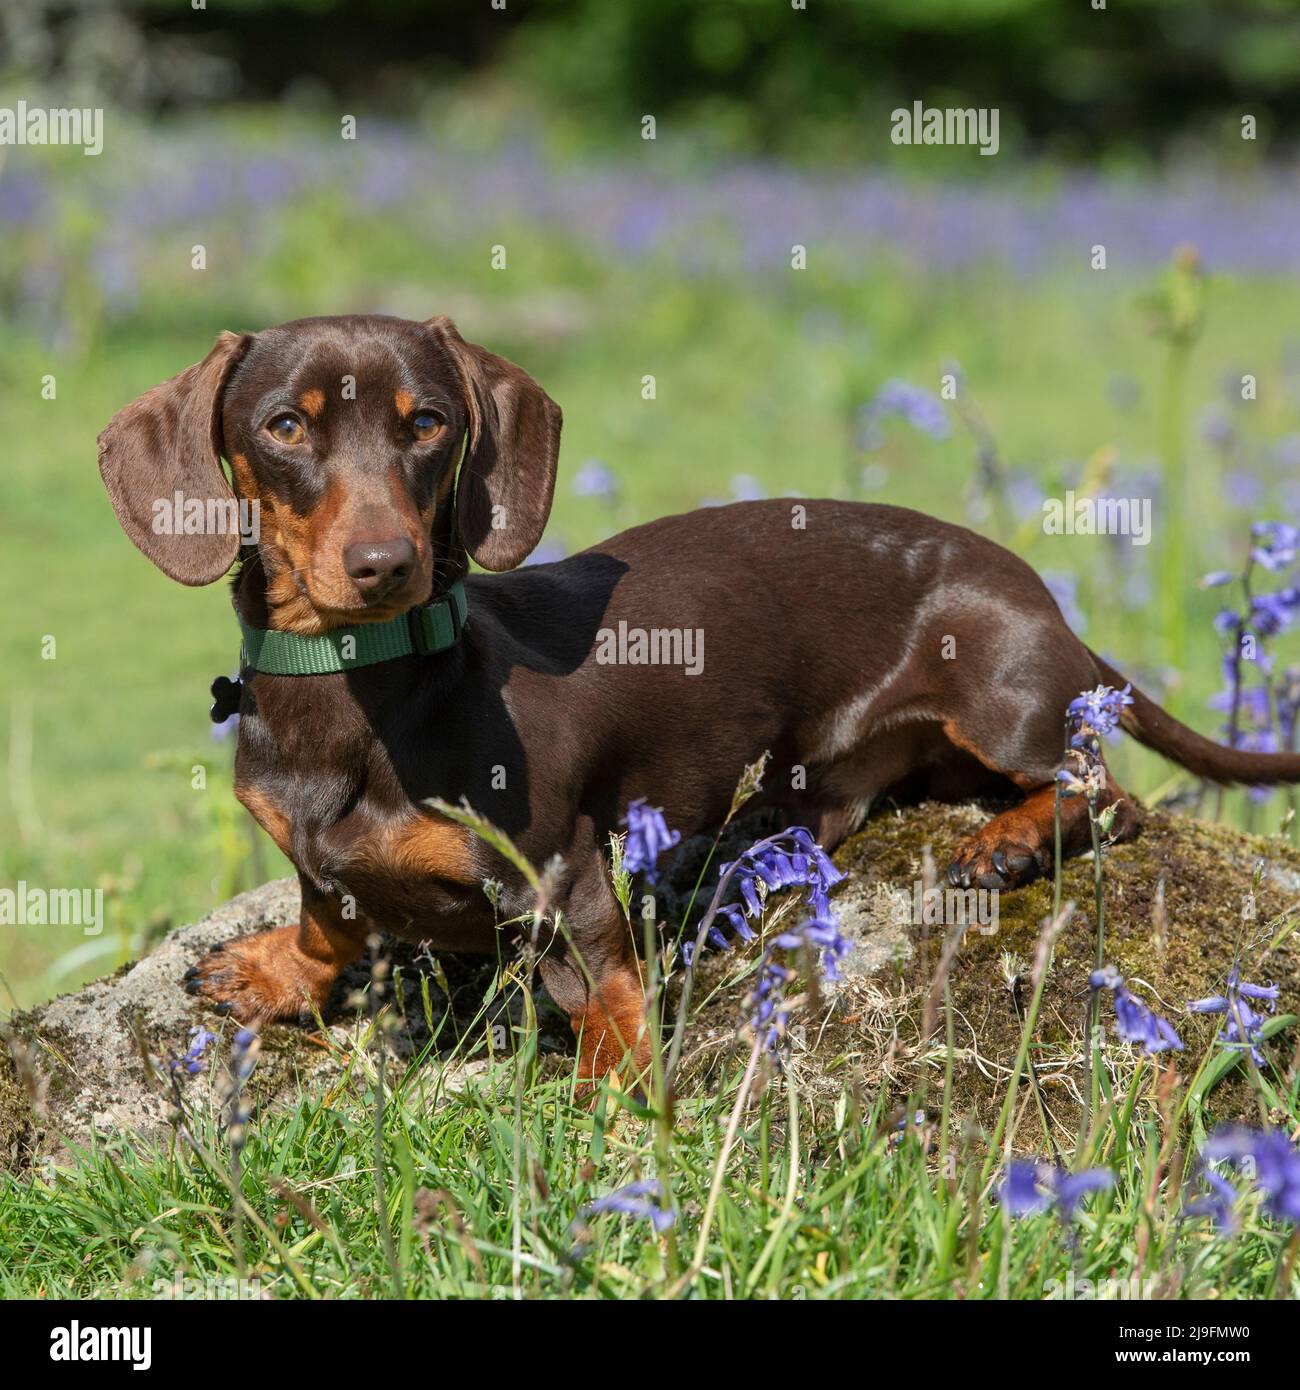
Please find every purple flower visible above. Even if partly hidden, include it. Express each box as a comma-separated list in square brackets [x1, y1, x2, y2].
[573, 1179, 676, 1254]
[1183, 1167, 1240, 1232]
[171, 1026, 216, 1075]
[1187, 966, 1279, 1066]
[1202, 1128, 1300, 1224]
[211, 712, 240, 742]
[1225, 471, 1265, 510]
[620, 799, 680, 884]
[1249, 587, 1300, 638]
[1251, 521, 1299, 572]
[999, 1161, 1114, 1219]
[685, 826, 848, 1054]
[708, 827, 846, 959]
[523, 539, 568, 566]
[1091, 966, 1184, 1054]
[746, 911, 851, 1054]
[571, 459, 621, 502]
[1042, 571, 1087, 636]
[231, 1027, 260, 1084]
[1198, 405, 1235, 450]
[1001, 1160, 1049, 1215]
[1067, 684, 1134, 739]
[857, 380, 950, 448]
[1277, 666, 1300, 747]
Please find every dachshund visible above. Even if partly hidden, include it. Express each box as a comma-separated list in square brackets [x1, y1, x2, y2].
[97, 313, 1300, 1086]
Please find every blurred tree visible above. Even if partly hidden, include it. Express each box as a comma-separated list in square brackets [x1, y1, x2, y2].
[2, 0, 1298, 159]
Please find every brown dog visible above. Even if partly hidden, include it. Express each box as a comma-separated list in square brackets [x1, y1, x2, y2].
[98, 313, 1300, 1085]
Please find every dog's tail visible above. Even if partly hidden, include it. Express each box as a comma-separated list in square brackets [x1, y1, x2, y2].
[1089, 649, 1300, 786]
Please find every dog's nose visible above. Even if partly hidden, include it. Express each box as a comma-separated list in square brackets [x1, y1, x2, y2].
[343, 537, 416, 593]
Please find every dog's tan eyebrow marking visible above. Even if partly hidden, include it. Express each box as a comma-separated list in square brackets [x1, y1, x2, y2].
[229, 452, 258, 499]
[298, 388, 325, 417]
[394, 389, 414, 416]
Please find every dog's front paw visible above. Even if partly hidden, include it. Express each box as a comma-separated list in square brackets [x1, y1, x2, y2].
[946, 835, 1045, 891]
[184, 926, 330, 1024]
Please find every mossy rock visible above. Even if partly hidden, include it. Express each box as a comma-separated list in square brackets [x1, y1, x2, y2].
[679, 802, 1300, 1144]
[3, 803, 1297, 1169]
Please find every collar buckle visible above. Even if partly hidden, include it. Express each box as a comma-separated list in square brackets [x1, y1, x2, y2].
[408, 603, 437, 656]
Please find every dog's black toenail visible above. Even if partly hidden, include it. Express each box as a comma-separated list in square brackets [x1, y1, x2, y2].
[215, 1001, 233, 1015]
[946, 862, 962, 887]
[991, 850, 1009, 877]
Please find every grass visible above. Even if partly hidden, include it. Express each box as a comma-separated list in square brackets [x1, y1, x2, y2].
[3, 773, 1299, 1301]
[2, 920, 1297, 1300]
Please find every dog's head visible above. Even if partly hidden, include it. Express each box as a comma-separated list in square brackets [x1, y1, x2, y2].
[98, 314, 561, 632]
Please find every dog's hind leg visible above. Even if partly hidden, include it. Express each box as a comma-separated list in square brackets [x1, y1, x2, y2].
[946, 770, 1141, 890]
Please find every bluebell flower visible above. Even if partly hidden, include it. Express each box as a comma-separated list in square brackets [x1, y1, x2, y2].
[999, 1160, 1113, 1219]
[1202, 1128, 1300, 1224]
[1005, 470, 1046, 523]
[572, 1179, 676, 1255]
[1042, 571, 1087, 635]
[1197, 405, 1235, 450]
[171, 1025, 216, 1075]
[1090, 966, 1184, 1054]
[1250, 521, 1299, 573]
[745, 911, 851, 1055]
[523, 539, 568, 566]
[1001, 1160, 1049, 1215]
[1183, 1166, 1240, 1232]
[620, 798, 680, 884]
[1277, 667, 1300, 748]
[1187, 966, 1279, 1066]
[231, 1027, 260, 1085]
[1225, 471, 1265, 509]
[1066, 683, 1134, 739]
[683, 827, 848, 1054]
[1249, 587, 1300, 638]
[571, 459, 621, 502]
[857, 380, 950, 448]
[708, 827, 846, 957]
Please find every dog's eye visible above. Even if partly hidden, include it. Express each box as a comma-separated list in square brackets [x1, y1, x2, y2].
[412, 412, 443, 443]
[266, 415, 306, 446]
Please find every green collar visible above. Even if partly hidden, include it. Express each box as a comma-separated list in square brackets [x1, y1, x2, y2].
[238, 580, 468, 676]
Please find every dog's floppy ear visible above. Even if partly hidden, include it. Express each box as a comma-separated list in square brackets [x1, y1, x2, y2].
[97, 330, 252, 585]
[425, 315, 562, 572]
